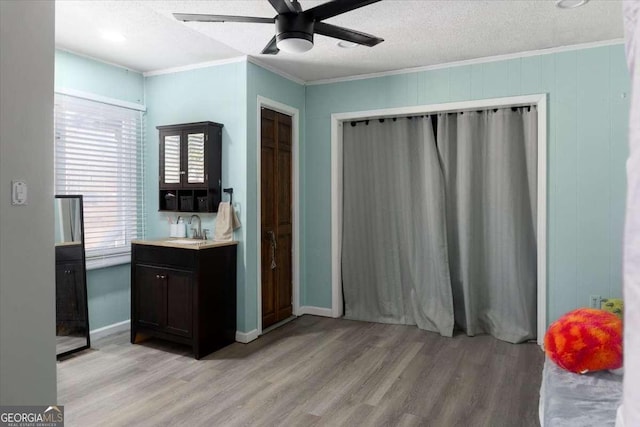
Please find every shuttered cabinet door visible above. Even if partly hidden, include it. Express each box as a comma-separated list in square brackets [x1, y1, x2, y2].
[182, 128, 207, 189]
[159, 130, 182, 190]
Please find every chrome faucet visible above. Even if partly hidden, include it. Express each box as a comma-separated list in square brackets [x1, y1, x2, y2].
[189, 214, 202, 239]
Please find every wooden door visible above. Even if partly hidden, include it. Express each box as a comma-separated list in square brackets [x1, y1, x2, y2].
[261, 108, 293, 329]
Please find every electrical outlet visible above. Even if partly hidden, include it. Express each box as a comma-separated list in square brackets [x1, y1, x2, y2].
[11, 180, 27, 205]
[590, 295, 601, 309]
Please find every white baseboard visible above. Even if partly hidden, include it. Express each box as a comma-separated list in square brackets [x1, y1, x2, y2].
[235, 329, 259, 344]
[90, 320, 260, 345]
[298, 306, 334, 317]
[90, 320, 130, 341]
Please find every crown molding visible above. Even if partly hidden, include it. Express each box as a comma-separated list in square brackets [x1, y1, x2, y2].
[143, 55, 306, 85]
[56, 47, 144, 74]
[143, 56, 248, 77]
[61, 38, 625, 87]
[306, 38, 625, 86]
[246, 56, 306, 86]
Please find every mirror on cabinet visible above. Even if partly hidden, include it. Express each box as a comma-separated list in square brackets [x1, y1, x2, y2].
[163, 134, 181, 185]
[157, 122, 223, 212]
[55, 195, 90, 358]
[187, 132, 205, 184]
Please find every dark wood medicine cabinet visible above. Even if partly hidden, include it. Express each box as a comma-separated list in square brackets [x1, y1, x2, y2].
[158, 121, 223, 213]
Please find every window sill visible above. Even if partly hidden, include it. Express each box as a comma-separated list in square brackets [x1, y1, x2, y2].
[86, 253, 131, 271]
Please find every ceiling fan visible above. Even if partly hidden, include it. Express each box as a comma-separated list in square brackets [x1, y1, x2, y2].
[173, 0, 384, 54]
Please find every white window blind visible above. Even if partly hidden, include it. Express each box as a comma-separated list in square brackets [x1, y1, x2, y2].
[54, 93, 144, 269]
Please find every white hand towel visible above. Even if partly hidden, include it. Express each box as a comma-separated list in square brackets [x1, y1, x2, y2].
[214, 202, 240, 241]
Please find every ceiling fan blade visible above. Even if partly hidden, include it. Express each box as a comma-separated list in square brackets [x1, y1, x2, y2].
[268, 0, 298, 14]
[306, 0, 382, 21]
[173, 13, 275, 24]
[314, 22, 383, 47]
[261, 36, 280, 55]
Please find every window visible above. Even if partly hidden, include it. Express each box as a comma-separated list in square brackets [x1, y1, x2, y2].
[54, 93, 144, 269]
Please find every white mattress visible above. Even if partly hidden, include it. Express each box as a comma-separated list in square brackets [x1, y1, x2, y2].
[539, 358, 622, 427]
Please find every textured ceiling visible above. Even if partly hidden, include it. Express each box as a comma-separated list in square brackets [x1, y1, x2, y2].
[55, 0, 624, 82]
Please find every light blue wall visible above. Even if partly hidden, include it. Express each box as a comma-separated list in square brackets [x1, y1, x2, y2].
[144, 61, 250, 330]
[86, 265, 130, 329]
[55, 50, 144, 104]
[55, 52, 307, 334]
[55, 50, 144, 330]
[57, 43, 630, 332]
[245, 62, 306, 329]
[303, 44, 630, 325]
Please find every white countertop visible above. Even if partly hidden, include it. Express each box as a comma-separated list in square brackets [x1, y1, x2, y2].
[132, 238, 238, 250]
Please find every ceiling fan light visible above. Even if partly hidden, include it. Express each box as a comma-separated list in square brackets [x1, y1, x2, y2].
[277, 37, 313, 53]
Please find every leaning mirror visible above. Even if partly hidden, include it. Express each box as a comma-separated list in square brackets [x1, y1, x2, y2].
[55, 195, 90, 357]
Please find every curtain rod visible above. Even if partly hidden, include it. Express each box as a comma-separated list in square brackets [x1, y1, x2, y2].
[349, 105, 534, 126]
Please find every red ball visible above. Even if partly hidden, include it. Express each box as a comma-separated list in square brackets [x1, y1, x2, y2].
[544, 308, 622, 374]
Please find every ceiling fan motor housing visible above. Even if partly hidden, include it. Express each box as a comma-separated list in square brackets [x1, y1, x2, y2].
[275, 13, 314, 45]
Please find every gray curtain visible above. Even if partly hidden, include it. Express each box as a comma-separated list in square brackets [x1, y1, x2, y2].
[437, 108, 537, 343]
[342, 117, 455, 337]
[342, 107, 537, 344]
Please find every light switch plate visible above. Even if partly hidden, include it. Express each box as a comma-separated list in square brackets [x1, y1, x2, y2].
[11, 180, 27, 205]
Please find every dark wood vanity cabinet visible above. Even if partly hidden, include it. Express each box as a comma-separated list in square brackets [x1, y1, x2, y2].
[158, 121, 224, 212]
[131, 242, 237, 359]
[134, 265, 193, 337]
[55, 244, 88, 334]
[56, 262, 84, 322]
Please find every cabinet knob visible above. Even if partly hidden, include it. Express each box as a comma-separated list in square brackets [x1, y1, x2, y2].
[180, 171, 186, 175]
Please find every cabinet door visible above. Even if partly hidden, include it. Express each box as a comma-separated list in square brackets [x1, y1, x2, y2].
[56, 262, 84, 322]
[183, 129, 207, 188]
[160, 131, 182, 189]
[165, 269, 193, 337]
[135, 265, 165, 329]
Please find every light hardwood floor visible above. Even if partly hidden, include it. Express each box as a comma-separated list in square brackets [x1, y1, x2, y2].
[56, 335, 88, 355]
[58, 315, 543, 427]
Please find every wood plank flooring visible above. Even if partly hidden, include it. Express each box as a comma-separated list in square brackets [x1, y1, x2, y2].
[56, 335, 87, 355]
[57, 315, 543, 427]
